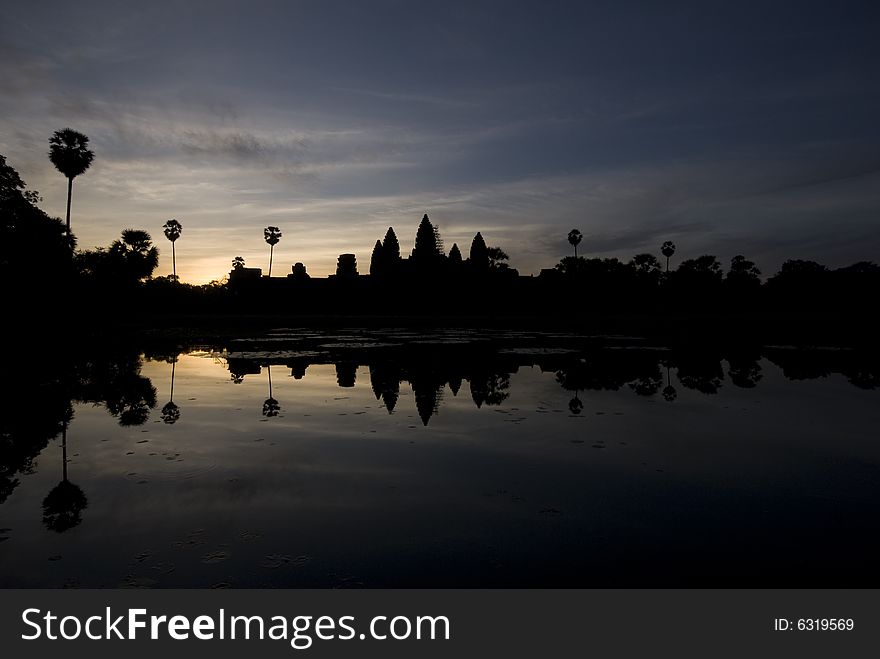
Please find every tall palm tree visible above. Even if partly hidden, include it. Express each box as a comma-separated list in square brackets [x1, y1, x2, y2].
[567, 229, 583, 258]
[162, 219, 183, 281]
[661, 241, 676, 272]
[264, 226, 282, 277]
[48, 128, 95, 243]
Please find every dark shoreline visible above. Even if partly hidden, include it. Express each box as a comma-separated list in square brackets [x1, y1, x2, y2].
[25, 310, 876, 350]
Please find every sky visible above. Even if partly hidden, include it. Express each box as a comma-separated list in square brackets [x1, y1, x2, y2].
[1, 0, 879, 283]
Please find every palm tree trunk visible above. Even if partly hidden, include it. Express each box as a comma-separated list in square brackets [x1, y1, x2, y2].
[268, 365, 273, 399]
[65, 177, 73, 245]
[170, 360, 176, 403]
[574, 244, 578, 259]
[172, 241, 177, 280]
[269, 245, 274, 277]
[666, 255, 670, 272]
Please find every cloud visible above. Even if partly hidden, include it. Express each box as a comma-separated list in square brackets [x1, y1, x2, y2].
[328, 87, 479, 109]
[180, 130, 273, 162]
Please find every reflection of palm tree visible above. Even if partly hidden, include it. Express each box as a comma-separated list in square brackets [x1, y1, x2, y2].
[161, 358, 180, 424]
[161, 401, 180, 423]
[661, 241, 676, 272]
[42, 423, 88, 532]
[567, 229, 582, 258]
[262, 365, 280, 417]
[662, 366, 677, 402]
[163, 219, 183, 280]
[262, 398, 280, 416]
[568, 393, 583, 414]
[264, 226, 282, 277]
[48, 128, 94, 242]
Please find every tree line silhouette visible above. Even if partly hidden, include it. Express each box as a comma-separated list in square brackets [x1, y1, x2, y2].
[3, 133, 880, 330]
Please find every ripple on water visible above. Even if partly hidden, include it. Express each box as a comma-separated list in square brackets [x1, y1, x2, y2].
[120, 575, 158, 588]
[201, 550, 231, 564]
[124, 461, 220, 482]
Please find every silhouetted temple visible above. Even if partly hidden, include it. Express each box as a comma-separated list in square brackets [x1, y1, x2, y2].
[225, 213, 530, 315]
[334, 254, 358, 279]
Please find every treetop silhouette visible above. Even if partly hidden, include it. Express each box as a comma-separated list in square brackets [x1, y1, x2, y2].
[727, 255, 761, 288]
[568, 229, 582, 258]
[48, 128, 94, 241]
[1, 154, 35, 203]
[661, 240, 676, 271]
[678, 254, 722, 278]
[74, 229, 159, 285]
[487, 246, 513, 272]
[264, 226, 282, 277]
[163, 218, 183, 280]
[631, 253, 661, 275]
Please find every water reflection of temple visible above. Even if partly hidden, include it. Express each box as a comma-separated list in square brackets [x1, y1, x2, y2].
[1, 342, 878, 512]
[220, 343, 880, 425]
[224, 354, 517, 426]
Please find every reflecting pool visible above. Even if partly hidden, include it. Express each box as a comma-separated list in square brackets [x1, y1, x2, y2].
[1, 329, 879, 587]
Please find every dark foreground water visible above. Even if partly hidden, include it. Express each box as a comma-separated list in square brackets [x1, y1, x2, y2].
[2, 329, 879, 587]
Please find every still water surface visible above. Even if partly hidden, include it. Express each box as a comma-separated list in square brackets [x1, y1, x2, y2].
[1, 330, 879, 587]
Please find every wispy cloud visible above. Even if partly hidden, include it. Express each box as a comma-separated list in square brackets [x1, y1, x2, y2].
[328, 87, 479, 109]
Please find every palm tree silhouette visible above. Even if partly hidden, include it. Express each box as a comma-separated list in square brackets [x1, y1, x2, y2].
[48, 128, 95, 244]
[162, 219, 183, 281]
[110, 229, 160, 280]
[567, 229, 583, 258]
[264, 226, 282, 277]
[262, 364, 280, 417]
[661, 241, 676, 272]
[161, 357, 180, 424]
[42, 421, 88, 533]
